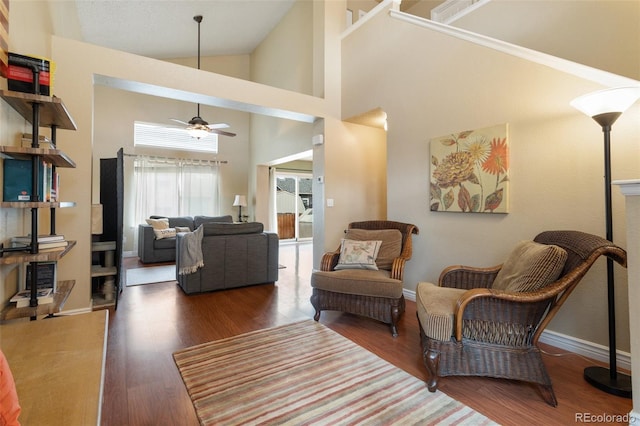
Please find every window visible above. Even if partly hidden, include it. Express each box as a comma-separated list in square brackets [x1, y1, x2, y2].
[133, 156, 220, 226]
[134, 121, 219, 153]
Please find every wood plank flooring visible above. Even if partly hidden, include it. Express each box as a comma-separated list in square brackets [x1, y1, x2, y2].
[101, 242, 632, 425]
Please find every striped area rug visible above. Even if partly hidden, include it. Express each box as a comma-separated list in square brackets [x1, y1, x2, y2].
[173, 320, 496, 426]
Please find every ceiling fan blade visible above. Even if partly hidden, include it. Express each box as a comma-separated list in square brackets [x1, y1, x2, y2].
[170, 118, 189, 125]
[207, 123, 230, 129]
[210, 128, 236, 137]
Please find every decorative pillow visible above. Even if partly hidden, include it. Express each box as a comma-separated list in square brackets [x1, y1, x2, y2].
[334, 239, 382, 270]
[146, 218, 169, 230]
[492, 240, 568, 293]
[0, 349, 21, 425]
[344, 229, 402, 270]
[153, 227, 177, 240]
[175, 226, 191, 233]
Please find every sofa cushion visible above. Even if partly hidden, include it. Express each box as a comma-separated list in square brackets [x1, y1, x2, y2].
[146, 217, 169, 229]
[335, 239, 382, 270]
[492, 240, 568, 293]
[153, 236, 177, 250]
[194, 215, 233, 228]
[416, 281, 466, 341]
[310, 268, 403, 298]
[344, 229, 402, 270]
[203, 222, 264, 236]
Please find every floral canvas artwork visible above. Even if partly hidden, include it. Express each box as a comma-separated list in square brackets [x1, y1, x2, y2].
[430, 123, 509, 213]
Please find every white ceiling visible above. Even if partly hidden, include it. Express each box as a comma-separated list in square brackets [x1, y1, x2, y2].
[75, 0, 297, 59]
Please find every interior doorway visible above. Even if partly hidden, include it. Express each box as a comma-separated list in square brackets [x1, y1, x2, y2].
[276, 172, 313, 241]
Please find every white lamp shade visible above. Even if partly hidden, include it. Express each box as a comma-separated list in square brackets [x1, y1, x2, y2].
[233, 195, 247, 207]
[570, 86, 640, 117]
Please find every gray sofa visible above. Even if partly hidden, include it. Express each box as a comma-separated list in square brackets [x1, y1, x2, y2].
[137, 215, 233, 264]
[176, 222, 279, 294]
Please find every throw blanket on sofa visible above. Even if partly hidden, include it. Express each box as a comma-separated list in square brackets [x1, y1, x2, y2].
[178, 225, 204, 275]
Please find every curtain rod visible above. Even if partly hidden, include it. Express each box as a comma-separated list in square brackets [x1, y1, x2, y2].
[123, 152, 228, 164]
[271, 167, 312, 173]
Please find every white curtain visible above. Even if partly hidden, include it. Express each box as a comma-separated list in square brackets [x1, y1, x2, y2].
[134, 156, 220, 227]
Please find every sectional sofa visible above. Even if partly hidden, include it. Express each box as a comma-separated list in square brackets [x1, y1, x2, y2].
[137, 215, 233, 264]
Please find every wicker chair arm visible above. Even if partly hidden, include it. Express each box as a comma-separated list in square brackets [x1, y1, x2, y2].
[439, 264, 502, 290]
[320, 251, 340, 271]
[390, 257, 407, 280]
[453, 288, 557, 342]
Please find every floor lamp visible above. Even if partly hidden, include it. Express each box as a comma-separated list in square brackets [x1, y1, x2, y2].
[570, 86, 640, 397]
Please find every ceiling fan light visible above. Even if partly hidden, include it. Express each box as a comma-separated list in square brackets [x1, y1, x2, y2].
[187, 124, 211, 139]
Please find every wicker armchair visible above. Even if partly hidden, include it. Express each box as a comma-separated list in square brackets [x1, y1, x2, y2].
[417, 230, 627, 406]
[310, 220, 419, 336]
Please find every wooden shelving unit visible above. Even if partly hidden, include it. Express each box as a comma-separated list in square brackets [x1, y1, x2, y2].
[0, 90, 77, 130]
[91, 241, 117, 308]
[0, 88, 78, 320]
[0, 240, 76, 265]
[0, 280, 75, 321]
[0, 146, 76, 167]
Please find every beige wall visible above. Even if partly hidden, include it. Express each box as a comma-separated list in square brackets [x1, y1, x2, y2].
[450, 0, 640, 81]
[342, 3, 639, 351]
[251, 0, 314, 95]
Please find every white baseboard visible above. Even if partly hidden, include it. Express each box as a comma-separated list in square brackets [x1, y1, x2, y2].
[403, 289, 631, 371]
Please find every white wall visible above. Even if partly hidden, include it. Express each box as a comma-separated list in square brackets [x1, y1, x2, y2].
[342, 4, 640, 351]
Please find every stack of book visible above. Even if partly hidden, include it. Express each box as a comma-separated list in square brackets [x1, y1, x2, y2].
[21, 133, 56, 149]
[11, 234, 68, 251]
[9, 288, 54, 308]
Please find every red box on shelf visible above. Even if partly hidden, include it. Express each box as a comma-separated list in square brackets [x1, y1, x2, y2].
[6, 52, 51, 96]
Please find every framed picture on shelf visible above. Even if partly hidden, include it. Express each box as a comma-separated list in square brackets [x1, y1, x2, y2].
[22, 262, 57, 292]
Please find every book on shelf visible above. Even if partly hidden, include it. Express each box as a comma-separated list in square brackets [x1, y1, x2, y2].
[37, 241, 68, 252]
[11, 240, 68, 251]
[2, 159, 43, 202]
[11, 234, 65, 244]
[24, 262, 57, 292]
[10, 288, 54, 308]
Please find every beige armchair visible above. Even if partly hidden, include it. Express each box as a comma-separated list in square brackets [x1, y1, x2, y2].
[416, 230, 627, 406]
[310, 220, 419, 336]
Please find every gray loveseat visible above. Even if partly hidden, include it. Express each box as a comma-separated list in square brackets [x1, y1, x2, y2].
[176, 222, 279, 294]
[137, 215, 233, 264]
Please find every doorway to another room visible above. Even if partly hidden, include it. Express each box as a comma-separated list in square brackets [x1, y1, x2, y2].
[276, 172, 313, 242]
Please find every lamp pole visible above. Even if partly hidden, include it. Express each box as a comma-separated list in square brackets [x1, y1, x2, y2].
[580, 113, 631, 397]
[571, 87, 640, 398]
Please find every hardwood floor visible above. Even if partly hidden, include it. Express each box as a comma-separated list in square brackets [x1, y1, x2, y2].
[101, 242, 632, 425]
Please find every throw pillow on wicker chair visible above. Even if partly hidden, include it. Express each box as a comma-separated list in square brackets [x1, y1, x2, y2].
[492, 240, 568, 293]
[343, 229, 402, 270]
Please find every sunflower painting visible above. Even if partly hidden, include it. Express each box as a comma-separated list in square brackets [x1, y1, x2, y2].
[430, 123, 509, 213]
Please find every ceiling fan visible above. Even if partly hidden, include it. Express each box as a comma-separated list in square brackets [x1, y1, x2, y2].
[170, 15, 236, 139]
